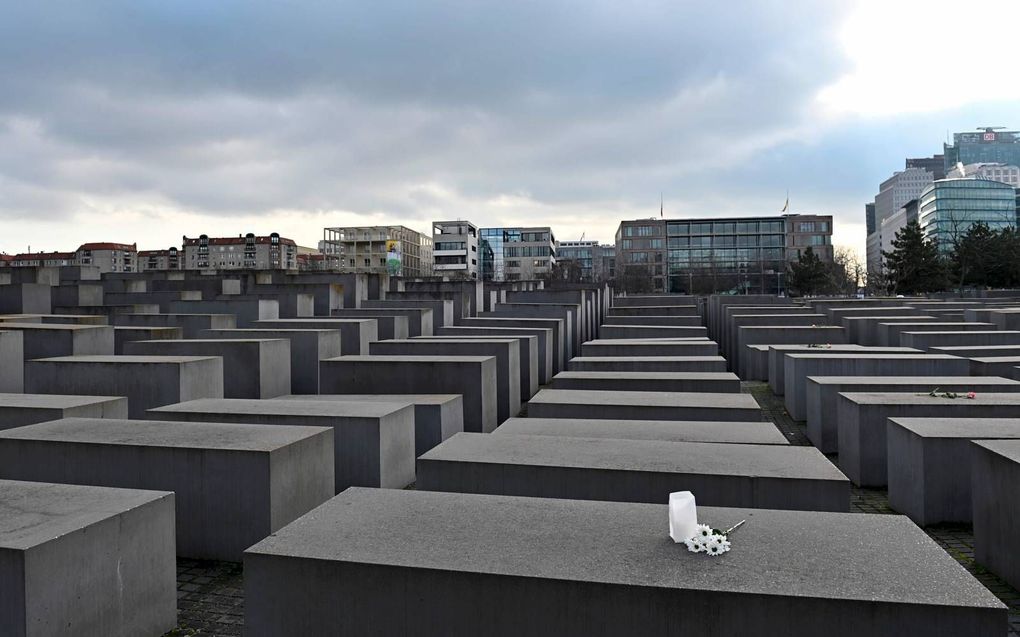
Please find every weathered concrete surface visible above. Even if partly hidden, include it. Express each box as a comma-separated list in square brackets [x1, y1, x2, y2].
[887, 417, 1020, 526]
[0, 322, 114, 359]
[113, 326, 183, 354]
[24, 355, 224, 419]
[254, 318, 378, 356]
[112, 312, 236, 338]
[735, 325, 847, 379]
[0, 393, 128, 430]
[836, 392, 1020, 487]
[768, 345, 920, 395]
[550, 371, 741, 393]
[567, 356, 728, 373]
[526, 389, 761, 421]
[438, 325, 553, 385]
[319, 355, 498, 434]
[147, 398, 415, 491]
[804, 376, 1020, 453]
[459, 317, 565, 374]
[330, 308, 426, 337]
[494, 417, 788, 444]
[0, 479, 177, 637]
[0, 331, 23, 392]
[416, 334, 539, 401]
[0, 418, 334, 561]
[599, 324, 707, 340]
[277, 394, 464, 457]
[125, 338, 291, 399]
[969, 356, 1020, 378]
[877, 322, 996, 347]
[901, 330, 1020, 352]
[972, 439, 1020, 591]
[580, 339, 718, 357]
[784, 353, 969, 421]
[201, 328, 342, 394]
[841, 315, 938, 346]
[245, 488, 1003, 636]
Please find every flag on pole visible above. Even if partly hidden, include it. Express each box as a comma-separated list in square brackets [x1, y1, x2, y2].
[781, 190, 789, 213]
[660, 193, 664, 218]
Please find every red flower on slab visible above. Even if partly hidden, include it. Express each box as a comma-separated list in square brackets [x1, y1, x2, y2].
[967, 392, 977, 399]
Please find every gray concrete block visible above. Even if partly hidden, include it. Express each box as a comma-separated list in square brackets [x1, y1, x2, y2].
[878, 322, 996, 347]
[567, 356, 727, 373]
[460, 317, 565, 374]
[972, 439, 1020, 591]
[244, 487, 1002, 636]
[0, 322, 114, 359]
[147, 398, 415, 491]
[784, 354, 968, 421]
[494, 417, 789, 444]
[416, 334, 539, 400]
[334, 306, 433, 336]
[124, 338, 290, 399]
[0, 284, 50, 314]
[0, 331, 23, 392]
[969, 356, 1020, 378]
[372, 339, 520, 423]
[549, 371, 740, 393]
[113, 326, 183, 354]
[363, 299, 453, 328]
[254, 318, 377, 356]
[841, 315, 939, 346]
[201, 328, 342, 395]
[931, 344, 1020, 358]
[599, 324, 707, 340]
[0, 393, 128, 429]
[0, 418, 333, 561]
[768, 345, 919, 395]
[901, 330, 1020, 351]
[0, 479, 176, 636]
[419, 432, 845, 510]
[526, 389, 761, 421]
[836, 392, 1020, 487]
[437, 325, 553, 385]
[24, 355, 223, 419]
[327, 310, 409, 339]
[580, 340, 718, 357]
[735, 326, 846, 379]
[602, 315, 702, 326]
[277, 394, 464, 457]
[169, 298, 279, 328]
[319, 355, 498, 434]
[805, 376, 1020, 453]
[112, 312, 237, 338]
[887, 418, 1020, 526]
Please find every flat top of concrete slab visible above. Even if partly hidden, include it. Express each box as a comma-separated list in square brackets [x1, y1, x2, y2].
[889, 417, 1020, 438]
[600, 324, 704, 329]
[530, 389, 759, 409]
[768, 345, 917, 352]
[28, 355, 220, 364]
[739, 325, 841, 330]
[113, 326, 181, 332]
[120, 313, 235, 318]
[567, 356, 725, 362]
[934, 344, 1020, 351]
[807, 376, 1020, 386]
[0, 417, 331, 451]
[256, 318, 374, 324]
[276, 394, 461, 405]
[584, 338, 711, 343]
[422, 433, 835, 478]
[203, 328, 339, 334]
[907, 331, 1020, 336]
[0, 393, 126, 409]
[879, 322, 988, 327]
[130, 338, 286, 345]
[150, 398, 411, 418]
[839, 392, 1020, 406]
[0, 322, 107, 331]
[245, 487, 1002, 609]
[322, 355, 494, 363]
[973, 439, 1020, 463]
[494, 418, 788, 444]
[553, 371, 738, 380]
[394, 338, 518, 344]
[971, 356, 1020, 363]
[785, 353, 958, 361]
[0, 479, 172, 551]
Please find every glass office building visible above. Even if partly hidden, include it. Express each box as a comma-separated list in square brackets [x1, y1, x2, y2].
[944, 129, 1020, 173]
[918, 178, 1018, 252]
[480, 227, 556, 281]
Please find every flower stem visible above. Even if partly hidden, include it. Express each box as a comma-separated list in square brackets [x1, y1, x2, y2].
[724, 520, 746, 535]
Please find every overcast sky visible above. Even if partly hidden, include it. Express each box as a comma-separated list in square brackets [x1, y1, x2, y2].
[2, 0, 1018, 257]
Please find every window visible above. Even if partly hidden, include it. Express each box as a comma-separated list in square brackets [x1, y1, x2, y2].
[650, 239, 663, 249]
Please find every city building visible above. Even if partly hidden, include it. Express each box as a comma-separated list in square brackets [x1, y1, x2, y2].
[907, 154, 946, 180]
[946, 162, 1020, 187]
[182, 233, 297, 270]
[138, 248, 183, 272]
[75, 242, 137, 273]
[944, 128, 1020, 173]
[555, 240, 603, 282]
[479, 227, 556, 281]
[2, 251, 76, 268]
[879, 199, 919, 256]
[865, 202, 876, 236]
[918, 178, 1018, 252]
[600, 244, 616, 281]
[867, 163, 936, 275]
[865, 231, 882, 276]
[615, 214, 833, 294]
[321, 225, 433, 277]
[432, 221, 479, 279]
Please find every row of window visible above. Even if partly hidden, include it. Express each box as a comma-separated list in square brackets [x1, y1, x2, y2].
[667, 220, 785, 235]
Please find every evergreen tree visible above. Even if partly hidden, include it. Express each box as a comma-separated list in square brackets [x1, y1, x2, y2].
[949, 222, 997, 291]
[882, 221, 946, 295]
[787, 246, 828, 296]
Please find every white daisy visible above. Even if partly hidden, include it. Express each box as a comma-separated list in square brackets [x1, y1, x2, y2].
[684, 537, 704, 553]
[695, 524, 713, 539]
[705, 542, 724, 556]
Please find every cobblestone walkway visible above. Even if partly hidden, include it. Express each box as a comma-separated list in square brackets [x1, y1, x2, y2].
[746, 381, 1020, 636]
[166, 559, 243, 636]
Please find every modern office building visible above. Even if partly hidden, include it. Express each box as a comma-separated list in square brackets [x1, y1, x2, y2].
[600, 244, 616, 281]
[865, 202, 876, 235]
[479, 227, 556, 281]
[432, 221, 479, 279]
[907, 154, 946, 180]
[555, 240, 603, 282]
[879, 199, 919, 256]
[615, 214, 832, 294]
[944, 128, 1020, 173]
[138, 248, 183, 272]
[182, 233, 298, 270]
[946, 162, 1020, 187]
[75, 242, 137, 273]
[321, 225, 433, 277]
[865, 231, 883, 276]
[918, 178, 1018, 252]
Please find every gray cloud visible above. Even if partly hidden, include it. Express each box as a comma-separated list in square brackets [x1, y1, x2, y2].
[0, 1, 863, 249]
